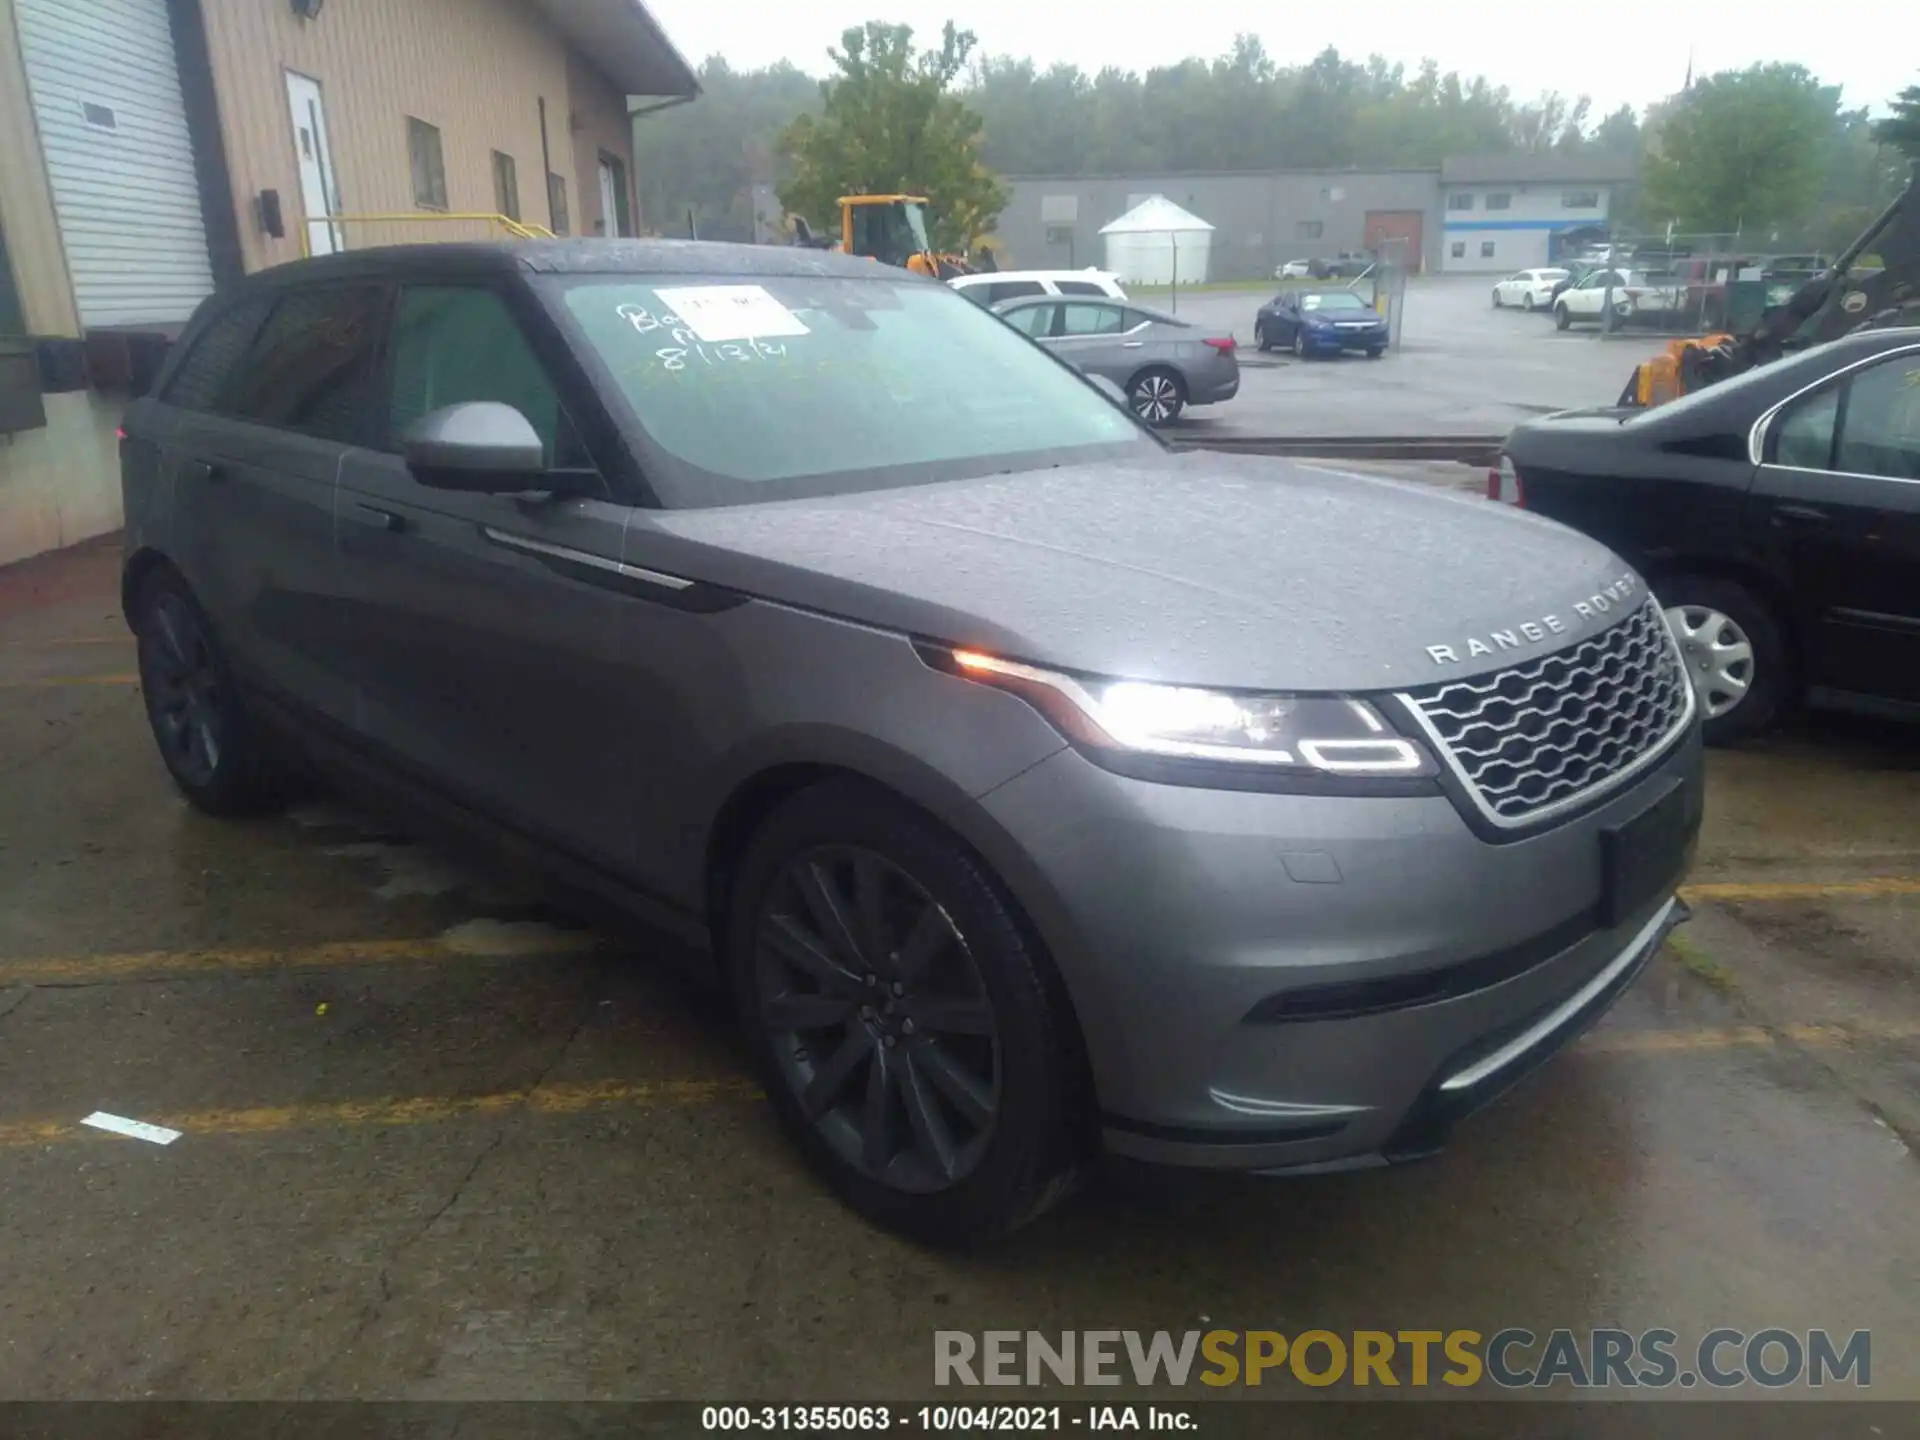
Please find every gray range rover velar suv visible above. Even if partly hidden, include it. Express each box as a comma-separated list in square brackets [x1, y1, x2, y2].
[121, 242, 1703, 1242]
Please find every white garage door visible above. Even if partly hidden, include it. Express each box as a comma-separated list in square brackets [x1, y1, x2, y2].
[16, 0, 216, 328]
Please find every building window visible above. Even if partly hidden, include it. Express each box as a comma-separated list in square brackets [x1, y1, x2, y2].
[548, 173, 570, 235]
[1485, 192, 1512, 211]
[491, 151, 520, 222]
[1450, 241, 1466, 259]
[80, 101, 118, 132]
[1296, 220, 1324, 239]
[1480, 240, 1496, 258]
[1447, 192, 1474, 211]
[407, 118, 447, 211]
[1043, 224, 1072, 246]
[1563, 190, 1601, 209]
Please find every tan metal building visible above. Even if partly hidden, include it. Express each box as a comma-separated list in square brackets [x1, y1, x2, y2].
[0, 0, 697, 567]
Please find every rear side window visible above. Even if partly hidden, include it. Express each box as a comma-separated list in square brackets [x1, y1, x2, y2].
[223, 284, 386, 442]
[1055, 280, 1106, 296]
[986, 280, 1045, 305]
[1059, 303, 1124, 337]
[161, 296, 272, 411]
[385, 285, 585, 467]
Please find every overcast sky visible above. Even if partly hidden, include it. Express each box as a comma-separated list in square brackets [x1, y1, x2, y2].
[645, 0, 1913, 118]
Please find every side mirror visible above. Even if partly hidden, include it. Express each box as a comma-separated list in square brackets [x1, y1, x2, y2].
[401, 402, 547, 492]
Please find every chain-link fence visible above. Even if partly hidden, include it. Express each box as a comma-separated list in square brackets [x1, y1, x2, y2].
[1573, 230, 1833, 337]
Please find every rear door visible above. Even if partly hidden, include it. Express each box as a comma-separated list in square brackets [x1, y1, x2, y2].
[1752, 345, 1920, 705]
[165, 281, 384, 725]
[1043, 301, 1134, 381]
[333, 281, 645, 869]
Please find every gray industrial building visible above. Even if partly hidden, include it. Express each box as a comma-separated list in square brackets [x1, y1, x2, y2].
[995, 156, 1636, 281]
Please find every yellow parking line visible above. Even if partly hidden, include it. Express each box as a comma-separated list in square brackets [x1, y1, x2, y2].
[0, 673, 138, 688]
[0, 636, 129, 648]
[1681, 877, 1920, 903]
[0, 931, 604, 987]
[0, 1077, 763, 1149]
[1586, 1019, 1920, 1054]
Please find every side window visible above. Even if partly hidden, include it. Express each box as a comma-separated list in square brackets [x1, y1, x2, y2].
[161, 296, 272, 411]
[221, 284, 385, 441]
[1055, 280, 1105, 296]
[1773, 387, 1840, 470]
[987, 280, 1045, 305]
[1002, 304, 1054, 338]
[1835, 356, 1920, 480]
[386, 285, 585, 468]
[1059, 303, 1123, 337]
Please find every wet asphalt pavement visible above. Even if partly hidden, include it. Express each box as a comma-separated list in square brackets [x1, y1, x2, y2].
[2, 534, 1917, 1405]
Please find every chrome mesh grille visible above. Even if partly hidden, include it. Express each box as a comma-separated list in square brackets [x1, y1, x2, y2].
[1402, 599, 1691, 824]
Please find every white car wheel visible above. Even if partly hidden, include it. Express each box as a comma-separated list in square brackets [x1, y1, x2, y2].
[1522, 292, 1537, 312]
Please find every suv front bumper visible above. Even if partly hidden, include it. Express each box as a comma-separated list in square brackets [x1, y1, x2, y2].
[976, 723, 1704, 1172]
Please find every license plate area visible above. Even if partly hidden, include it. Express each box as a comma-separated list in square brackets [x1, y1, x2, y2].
[1599, 777, 1692, 928]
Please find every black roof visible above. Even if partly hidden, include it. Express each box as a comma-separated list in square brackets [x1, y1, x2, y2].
[242, 239, 906, 289]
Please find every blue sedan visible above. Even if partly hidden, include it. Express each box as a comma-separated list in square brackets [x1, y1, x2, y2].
[1254, 289, 1389, 359]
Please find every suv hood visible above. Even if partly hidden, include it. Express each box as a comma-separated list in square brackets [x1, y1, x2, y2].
[643, 452, 1642, 692]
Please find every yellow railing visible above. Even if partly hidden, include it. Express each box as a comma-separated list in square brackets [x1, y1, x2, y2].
[298, 212, 557, 257]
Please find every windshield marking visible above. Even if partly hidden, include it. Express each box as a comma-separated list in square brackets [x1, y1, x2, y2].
[652, 284, 811, 344]
[655, 337, 790, 373]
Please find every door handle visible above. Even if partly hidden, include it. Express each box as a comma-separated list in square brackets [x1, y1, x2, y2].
[1121, 341, 1144, 348]
[1772, 503, 1830, 528]
[355, 503, 408, 534]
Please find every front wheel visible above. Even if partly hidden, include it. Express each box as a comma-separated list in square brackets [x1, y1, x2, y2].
[726, 782, 1086, 1244]
[132, 569, 283, 815]
[1492, 289, 1503, 308]
[1660, 574, 1792, 745]
[1555, 303, 1572, 331]
[1254, 321, 1272, 353]
[1128, 368, 1186, 426]
[1522, 293, 1537, 312]
[1291, 328, 1310, 359]
[1366, 347, 1385, 359]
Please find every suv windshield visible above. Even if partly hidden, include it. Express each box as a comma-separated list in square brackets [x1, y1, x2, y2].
[550, 274, 1147, 505]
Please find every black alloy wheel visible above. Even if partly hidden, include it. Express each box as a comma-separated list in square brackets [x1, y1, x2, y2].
[726, 782, 1086, 1243]
[133, 572, 282, 815]
[753, 845, 1001, 1194]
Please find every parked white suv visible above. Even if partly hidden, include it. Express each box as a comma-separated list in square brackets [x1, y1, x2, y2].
[1553, 270, 1683, 329]
[949, 269, 1128, 307]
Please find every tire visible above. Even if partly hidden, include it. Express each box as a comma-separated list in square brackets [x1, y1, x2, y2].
[1366, 347, 1385, 359]
[131, 568, 283, 816]
[1127, 367, 1186, 426]
[1492, 289, 1503, 308]
[724, 781, 1086, 1245]
[1254, 321, 1272, 353]
[1658, 573, 1793, 746]
[1291, 328, 1310, 359]
[1522, 292, 1537, 312]
[1555, 303, 1572, 331]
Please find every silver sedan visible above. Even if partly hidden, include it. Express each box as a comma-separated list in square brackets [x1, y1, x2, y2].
[993, 295, 1240, 427]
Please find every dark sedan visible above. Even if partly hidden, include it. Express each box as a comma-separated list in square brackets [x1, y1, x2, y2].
[1255, 289, 1389, 358]
[1494, 328, 1920, 743]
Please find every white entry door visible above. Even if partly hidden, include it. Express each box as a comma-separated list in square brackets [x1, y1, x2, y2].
[598, 158, 621, 238]
[285, 72, 342, 255]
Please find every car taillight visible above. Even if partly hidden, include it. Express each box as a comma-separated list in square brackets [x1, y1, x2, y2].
[1202, 336, 1235, 351]
[1488, 456, 1524, 506]
[115, 426, 128, 441]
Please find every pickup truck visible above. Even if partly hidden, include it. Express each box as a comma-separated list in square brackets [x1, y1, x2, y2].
[1552, 269, 1684, 329]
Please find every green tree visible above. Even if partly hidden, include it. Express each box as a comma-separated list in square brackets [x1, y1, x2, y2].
[1875, 83, 1920, 158]
[634, 56, 818, 241]
[1639, 64, 1838, 236]
[778, 21, 1008, 252]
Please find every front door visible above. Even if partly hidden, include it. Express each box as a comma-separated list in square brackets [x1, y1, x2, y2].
[285, 72, 341, 256]
[1752, 345, 1920, 705]
[334, 282, 643, 871]
[597, 155, 631, 238]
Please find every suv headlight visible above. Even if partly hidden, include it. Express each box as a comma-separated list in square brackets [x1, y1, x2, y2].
[945, 649, 1435, 777]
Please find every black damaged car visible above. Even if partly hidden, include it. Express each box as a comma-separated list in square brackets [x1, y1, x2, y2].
[1492, 328, 1920, 744]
